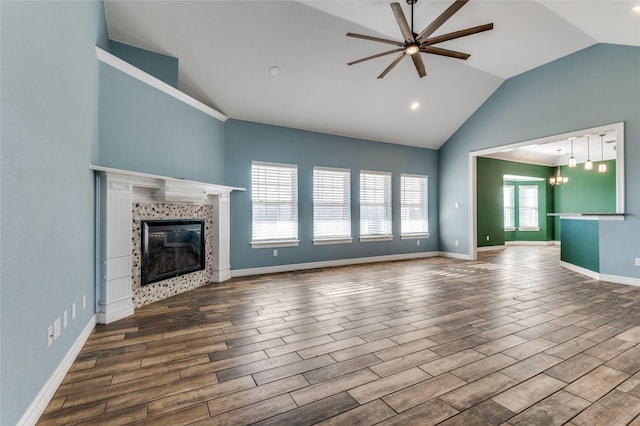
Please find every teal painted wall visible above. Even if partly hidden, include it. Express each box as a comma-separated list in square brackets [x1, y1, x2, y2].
[561, 219, 600, 272]
[439, 44, 640, 278]
[224, 120, 439, 270]
[476, 158, 553, 247]
[0, 1, 108, 423]
[109, 40, 179, 88]
[98, 62, 225, 184]
[552, 160, 616, 238]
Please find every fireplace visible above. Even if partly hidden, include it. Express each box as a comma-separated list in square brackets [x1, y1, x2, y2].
[92, 164, 243, 324]
[141, 219, 206, 285]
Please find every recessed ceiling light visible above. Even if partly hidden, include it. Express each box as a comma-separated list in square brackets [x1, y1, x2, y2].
[268, 66, 280, 77]
[633, 6, 640, 13]
[410, 102, 420, 111]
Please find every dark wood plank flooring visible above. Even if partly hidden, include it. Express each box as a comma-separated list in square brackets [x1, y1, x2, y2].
[38, 246, 640, 425]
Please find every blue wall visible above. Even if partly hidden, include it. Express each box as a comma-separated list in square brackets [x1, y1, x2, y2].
[0, 1, 108, 424]
[224, 120, 439, 270]
[98, 62, 225, 183]
[438, 44, 640, 278]
[109, 40, 179, 88]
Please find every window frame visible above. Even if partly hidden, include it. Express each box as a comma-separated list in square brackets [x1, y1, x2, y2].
[518, 184, 540, 231]
[359, 170, 393, 242]
[313, 166, 352, 245]
[503, 184, 516, 232]
[250, 161, 300, 248]
[400, 173, 429, 239]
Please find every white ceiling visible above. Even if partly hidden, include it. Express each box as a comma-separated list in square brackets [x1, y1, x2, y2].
[104, 1, 640, 150]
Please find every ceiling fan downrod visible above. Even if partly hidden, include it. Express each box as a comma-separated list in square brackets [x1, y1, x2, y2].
[407, 0, 417, 36]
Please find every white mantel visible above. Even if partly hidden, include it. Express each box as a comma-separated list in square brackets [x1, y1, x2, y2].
[91, 164, 244, 324]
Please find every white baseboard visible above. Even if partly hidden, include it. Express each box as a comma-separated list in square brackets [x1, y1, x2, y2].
[477, 245, 505, 252]
[505, 241, 554, 246]
[560, 261, 640, 286]
[231, 251, 441, 277]
[439, 251, 472, 260]
[18, 315, 96, 426]
[559, 261, 600, 280]
[599, 273, 640, 287]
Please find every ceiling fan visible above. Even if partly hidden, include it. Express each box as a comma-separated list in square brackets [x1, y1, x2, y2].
[347, 0, 493, 79]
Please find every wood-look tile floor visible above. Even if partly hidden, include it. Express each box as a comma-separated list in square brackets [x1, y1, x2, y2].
[39, 246, 640, 425]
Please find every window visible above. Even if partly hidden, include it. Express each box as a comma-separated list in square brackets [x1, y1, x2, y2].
[360, 171, 392, 241]
[401, 174, 429, 238]
[503, 185, 515, 231]
[313, 167, 351, 244]
[251, 161, 298, 247]
[518, 185, 539, 230]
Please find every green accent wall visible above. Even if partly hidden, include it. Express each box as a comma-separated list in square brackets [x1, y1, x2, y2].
[552, 160, 616, 238]
[477, 158, 554, 247]
[560, 219, 600, 272]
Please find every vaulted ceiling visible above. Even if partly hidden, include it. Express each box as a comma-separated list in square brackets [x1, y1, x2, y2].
[104, 1, 640, 150]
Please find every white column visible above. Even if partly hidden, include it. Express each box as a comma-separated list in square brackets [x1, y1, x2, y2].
[211, 192, 232, 282]
[96, 174, 134, 324]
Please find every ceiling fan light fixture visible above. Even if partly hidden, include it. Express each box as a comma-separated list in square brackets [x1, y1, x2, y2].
[405, 44, 420, 55]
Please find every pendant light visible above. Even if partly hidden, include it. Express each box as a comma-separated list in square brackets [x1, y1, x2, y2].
[598, 133, 607, 173]
[584, 134, 593, 170]
[568, 137, 577, 167]
[549, 149, 568, 185]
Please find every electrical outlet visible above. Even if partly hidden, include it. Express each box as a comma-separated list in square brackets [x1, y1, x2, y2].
[416, 240, 420, 246]
[48, 325, 54, 347]
[455, 202, 459, 209]
[53, 318, 61, 341]
[72, 303, 76, 320]
[83, 295, 86, 310]
[486, 235, 490, 241]
[63, 310, 68, 329]
[635, 258, 640, 267]
[455, 240, 459, 247]
[273, 249, 278, 256]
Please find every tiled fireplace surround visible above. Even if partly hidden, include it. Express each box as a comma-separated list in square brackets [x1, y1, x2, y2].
[92, 165, 242, 324]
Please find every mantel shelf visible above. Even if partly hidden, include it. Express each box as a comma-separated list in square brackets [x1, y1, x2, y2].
[90, 164, 244, 203]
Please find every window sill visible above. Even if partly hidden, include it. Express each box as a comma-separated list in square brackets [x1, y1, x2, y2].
[504, 227, 516, 232]
[360, 235, 394, 243]
[313, 237, 353, 246]
[251, 239, 300, 249]
[400, 233, 430, 240]
[517, 227, 540, 232]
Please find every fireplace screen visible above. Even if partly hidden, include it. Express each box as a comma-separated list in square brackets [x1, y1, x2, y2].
[141, 219, 205, 285]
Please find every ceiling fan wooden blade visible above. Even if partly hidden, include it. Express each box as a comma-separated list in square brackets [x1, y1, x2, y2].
[391, 2, 414, 43]
[346, 32, 404, 47]
[377, 52, 406, 79]
[411, 53, 427, 78]
[423, 23, 494, 46]
[421, 46, 470, 60]
[348, 48, 405, 66]
[417, 0, 468, 41]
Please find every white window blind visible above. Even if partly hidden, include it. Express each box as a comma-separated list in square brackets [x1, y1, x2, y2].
[401, 174, 428, 235]
[313, 167, 351, 241]
[518, 185, 538, 228]
[360, 171, 392, 237]
[503, 185, 515, 230]
[251, 162, 298, 243]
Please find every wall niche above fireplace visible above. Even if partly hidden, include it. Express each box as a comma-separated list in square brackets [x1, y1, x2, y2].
[141, 219, 206, 285]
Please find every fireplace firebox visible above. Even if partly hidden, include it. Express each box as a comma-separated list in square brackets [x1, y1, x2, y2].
[141, 219, 206, 285]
